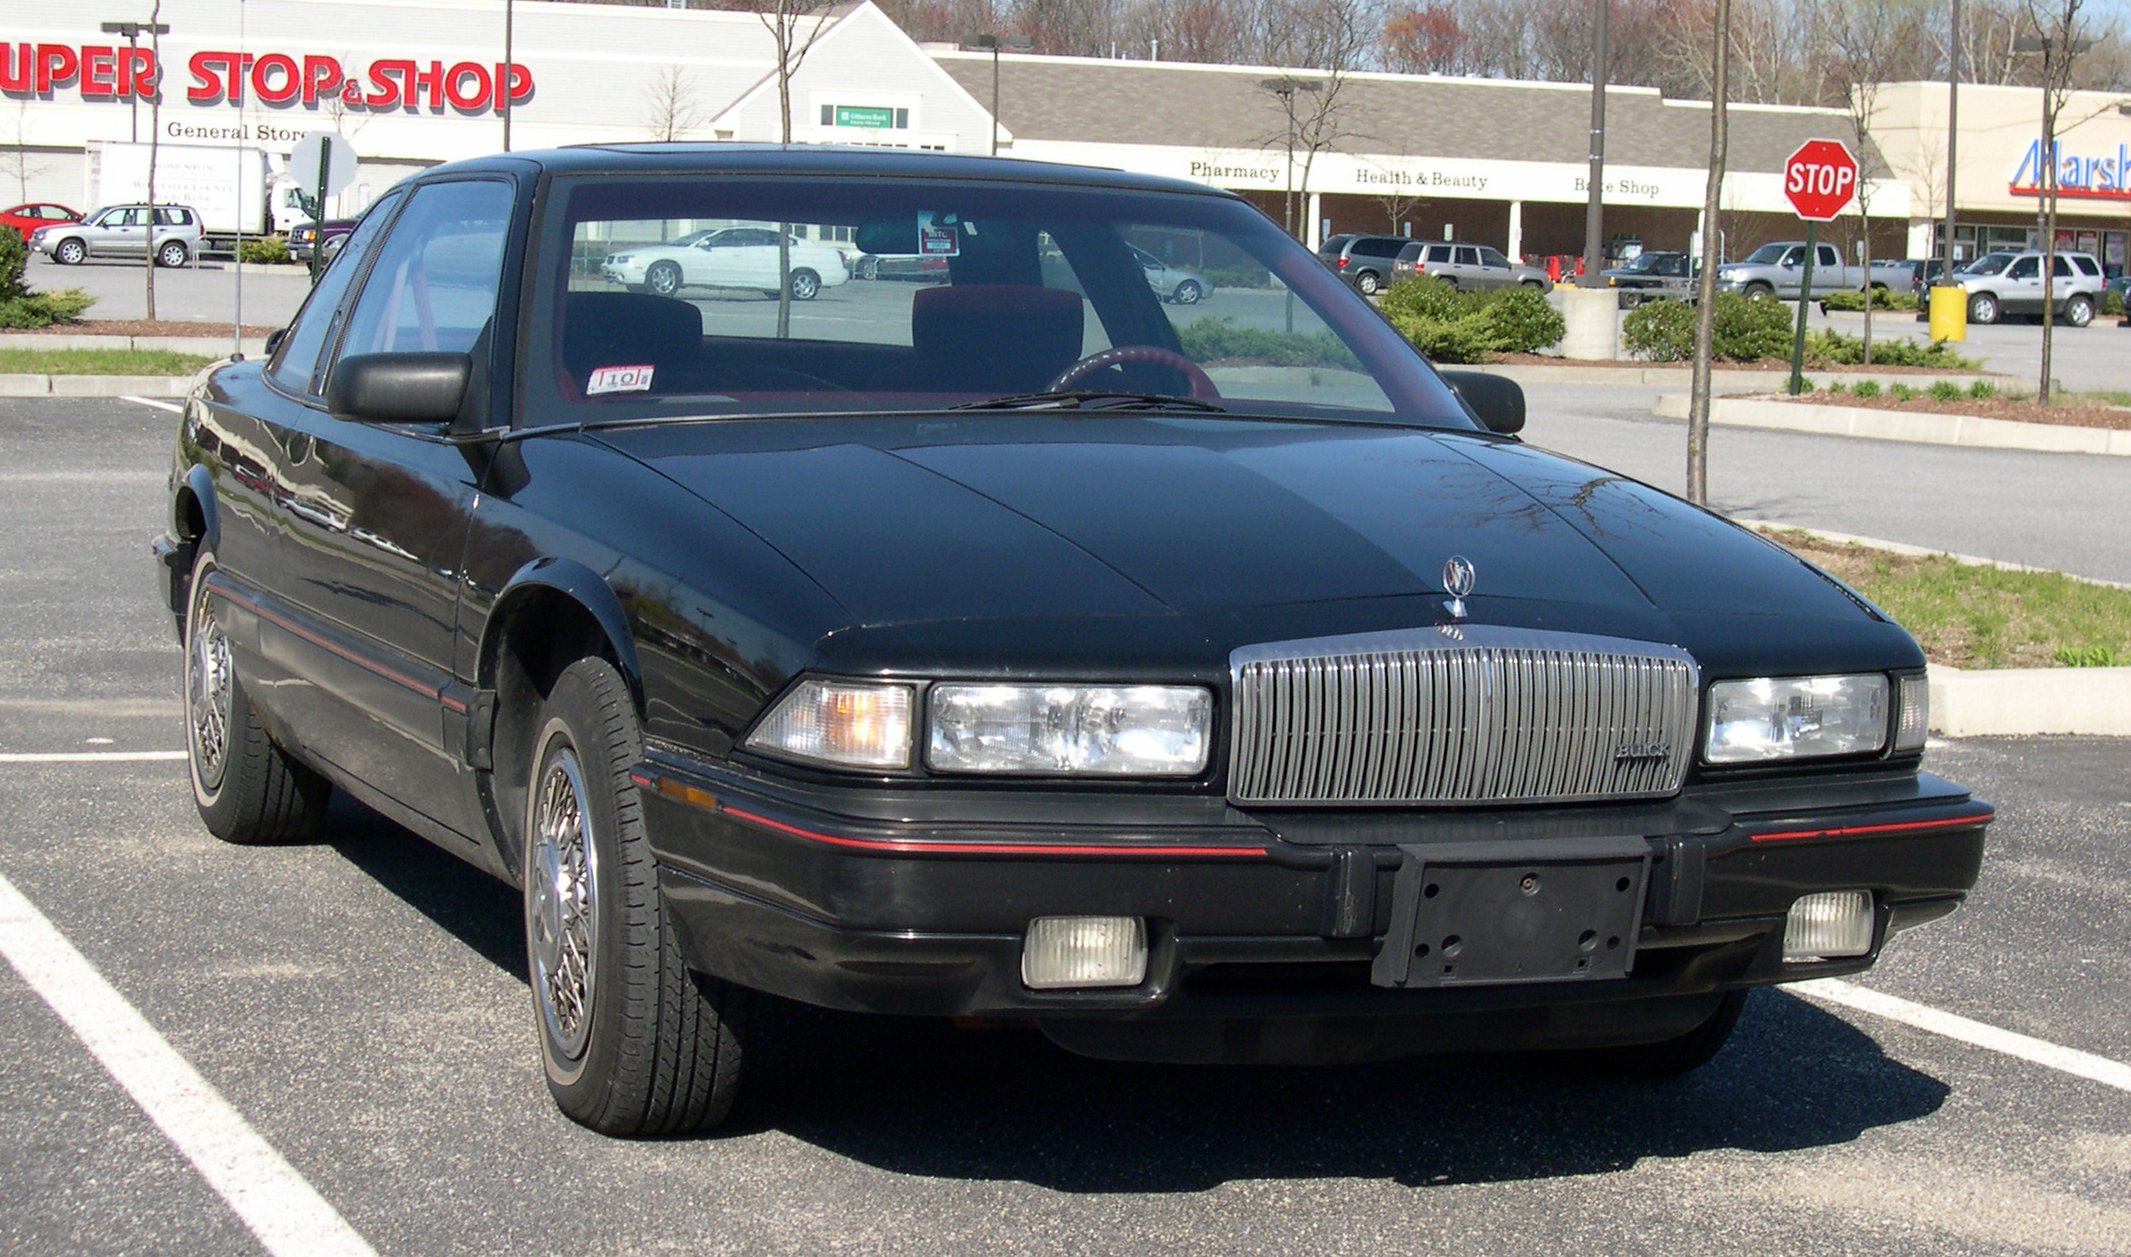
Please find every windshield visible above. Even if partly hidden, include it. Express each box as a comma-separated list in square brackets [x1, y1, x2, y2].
[1741, 244, 1791, 265]
[529, 175, 1470, 430]
[1962, 252, 2014, 276]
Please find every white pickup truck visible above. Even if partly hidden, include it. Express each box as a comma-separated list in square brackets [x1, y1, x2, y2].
[1714, 241, 1915, 300]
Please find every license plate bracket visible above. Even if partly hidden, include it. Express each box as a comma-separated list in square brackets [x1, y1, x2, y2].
[1370, 837, 1650, 989]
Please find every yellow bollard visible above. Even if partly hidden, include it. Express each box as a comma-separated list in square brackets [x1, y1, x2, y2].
[1928, 285, 1967, 341]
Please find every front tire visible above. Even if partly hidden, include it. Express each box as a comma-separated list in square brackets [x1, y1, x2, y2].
[54, 238, 85, 265]
[1968, 292, 1999, 325]
[645, 261, 683, 297]
[524, 658, 746, 1135]
[1744, 282, 1774, 301]
[183, 556, 329, 844]
[2063, 295, 2094, 328]
[157, 240, 190, 268]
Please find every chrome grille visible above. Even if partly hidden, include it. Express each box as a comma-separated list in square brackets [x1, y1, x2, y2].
[1228, 626, 1699, 806]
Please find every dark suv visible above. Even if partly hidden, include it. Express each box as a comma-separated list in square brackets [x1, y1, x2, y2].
[1317, 233, 1413, 295]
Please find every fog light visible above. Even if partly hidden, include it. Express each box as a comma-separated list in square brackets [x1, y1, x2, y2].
[1783, 891, 1875, 961]
[1021, 916, 1147, 990]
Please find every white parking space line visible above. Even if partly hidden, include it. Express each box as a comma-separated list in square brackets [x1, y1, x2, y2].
[0, 872, 378, 1257]
[123, 396, 184, 413]
[0, 751, 187, 763]
[1796, 978, 2131, 1095]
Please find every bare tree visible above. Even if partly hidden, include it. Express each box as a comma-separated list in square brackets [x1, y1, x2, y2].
[2018, 0, 2095, 404]
[740, 1, 837, 338]
[3, 99, 47, 203]
[1823, 0, 1926, 364]
[1687, 0, 1729, 507]
[643, 64, 709, 141]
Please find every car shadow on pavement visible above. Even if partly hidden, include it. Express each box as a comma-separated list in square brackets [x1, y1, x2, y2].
[743, 987, 1947, 1190]
[316, 796, 1948, 1186]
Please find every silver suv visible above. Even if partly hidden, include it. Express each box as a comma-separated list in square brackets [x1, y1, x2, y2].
[1392, 241, 1554, 292]
[29, 203, 203, 268]
[1957, 249, 2105, 326]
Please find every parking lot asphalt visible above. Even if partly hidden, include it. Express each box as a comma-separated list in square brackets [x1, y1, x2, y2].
[2, 396, 2126, 1256]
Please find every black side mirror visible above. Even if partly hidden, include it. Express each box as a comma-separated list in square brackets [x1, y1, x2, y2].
[263, 327, 287, 357]
[1439, 369, 1526, 436]
[326, 352, 471, 425]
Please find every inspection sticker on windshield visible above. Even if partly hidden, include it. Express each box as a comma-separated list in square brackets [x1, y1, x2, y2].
[587, 364, 654, 395]
[917, 211, 960, 257]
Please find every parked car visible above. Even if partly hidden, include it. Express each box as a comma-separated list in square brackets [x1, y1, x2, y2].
[154, 145, 1991, 1136]
[28, 202, 203, 267]
[1956, 249, 2106, 326]
[1317, 232, 1413, 295]
[600, 223, 850, 299]
[288, 217, 357, 261]
[1394, 240, 1554, 292]
[1600, 250, 1698, 305]
[1129, 242, 1213, 304]
[1714, 241, 1914, 300]
[0, 201, 82, 241]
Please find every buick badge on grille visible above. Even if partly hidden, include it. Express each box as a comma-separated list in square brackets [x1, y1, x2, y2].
[1614, 742, 1672, 764]
[1442, 555, 1476, 621]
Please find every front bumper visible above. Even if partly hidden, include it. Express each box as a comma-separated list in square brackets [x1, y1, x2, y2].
[634, 750, 1989, 1057]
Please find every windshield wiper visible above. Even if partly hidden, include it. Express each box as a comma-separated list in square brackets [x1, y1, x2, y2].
[951, 390, 1228, 414]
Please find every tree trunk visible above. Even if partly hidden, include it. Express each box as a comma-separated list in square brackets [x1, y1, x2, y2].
[1687, 0, 1730, 507]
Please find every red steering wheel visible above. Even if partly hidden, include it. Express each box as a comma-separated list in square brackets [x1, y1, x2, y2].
[1047, 345, 1221, 399]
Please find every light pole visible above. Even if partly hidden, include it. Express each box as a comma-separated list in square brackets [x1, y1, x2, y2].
[968, 33, 1032, 156]
[1260, 77, 1320, 241]
[1579, 0, 1609, 287]
[100, 20, 171, 143]
[502, 0, 515, 151]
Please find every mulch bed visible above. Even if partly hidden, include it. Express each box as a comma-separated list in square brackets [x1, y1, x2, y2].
[1768, 391, 2131, 431]
[1489, 351, 1970, 375]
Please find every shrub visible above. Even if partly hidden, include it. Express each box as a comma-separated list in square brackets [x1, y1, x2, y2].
[1374, 276, 1561, 364]
[1621, 297, 1696, 360]
[1849, 379, 1882, 399]
[2106, 288, 2125, 317]
[1823, 379, 1848, 394]
[1623, 294, 1793, 362]
[0, 288, 95, 328]
[1803, 328, 1979, 369]
[1890, 383, 1918, 400]
[2054, 644, 2130, 667]
[1821, 287, 1918, 312]
[0, 227, 26, 299]
[1968, 379, 1998, 399]
[1928, 380, 1962, 402]
[1203, 265, 1274, 291]
[1176, 315, 1359, 370]
[239, 235, 292, 265]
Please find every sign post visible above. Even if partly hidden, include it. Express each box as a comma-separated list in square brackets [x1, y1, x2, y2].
[1781, 138, 1859, 395]
[289, 131, 358, 280]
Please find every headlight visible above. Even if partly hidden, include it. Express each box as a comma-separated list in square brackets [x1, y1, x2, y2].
[928, 684, 1211, 776]
[606, 252, 635, 266]
[1704, 674, 1889, 763]
[747, 679, 913, 769]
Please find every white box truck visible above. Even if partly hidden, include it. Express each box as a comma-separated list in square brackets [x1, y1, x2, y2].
[85, 141, 310, 257]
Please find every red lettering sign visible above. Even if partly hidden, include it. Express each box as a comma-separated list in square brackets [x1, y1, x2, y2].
[3, 42, 530, 112]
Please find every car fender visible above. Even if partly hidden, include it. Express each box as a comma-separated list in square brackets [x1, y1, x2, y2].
[480, 555, 645, 707]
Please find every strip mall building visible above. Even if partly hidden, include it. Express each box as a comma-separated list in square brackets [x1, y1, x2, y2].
[5, 0, 2126, 271]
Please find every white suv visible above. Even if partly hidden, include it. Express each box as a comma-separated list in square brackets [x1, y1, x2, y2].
[29, 203, 204, 269]
[1958, 249, 2105, 326]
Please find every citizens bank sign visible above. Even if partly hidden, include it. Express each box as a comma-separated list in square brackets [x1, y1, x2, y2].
[2009, 138, 2131, 202]
[2, 42, 534, 115]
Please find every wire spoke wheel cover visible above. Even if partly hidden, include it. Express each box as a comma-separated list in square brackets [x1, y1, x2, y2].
[185, 579, 233, 796]
[529, 745, 600, 1070]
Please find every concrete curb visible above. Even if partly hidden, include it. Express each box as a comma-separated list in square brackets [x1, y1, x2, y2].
[1477, 362, 1992, 389]
[0, 374, 196, 397]
[1744, 520, 2131, 738]
[1651, 393, 2131, 457]
[0, 333, 266, 357]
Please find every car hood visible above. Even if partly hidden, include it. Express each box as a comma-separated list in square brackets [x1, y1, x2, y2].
[598, 414, 1877, 649]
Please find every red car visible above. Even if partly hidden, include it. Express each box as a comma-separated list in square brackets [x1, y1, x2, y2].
[0, 202, 83, 242]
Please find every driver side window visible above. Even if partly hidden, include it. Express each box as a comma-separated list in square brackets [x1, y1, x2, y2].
[337, 180, 512, 362]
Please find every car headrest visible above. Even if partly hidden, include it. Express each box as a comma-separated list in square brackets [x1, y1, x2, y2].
[562, 291, 703, 377]
[910, 284, 1085, 390]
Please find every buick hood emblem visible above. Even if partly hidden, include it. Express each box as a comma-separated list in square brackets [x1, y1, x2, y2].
[1442, 555, 1476, 621]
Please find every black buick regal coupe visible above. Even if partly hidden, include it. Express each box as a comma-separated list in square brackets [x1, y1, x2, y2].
[153, 145, 1991, 1136]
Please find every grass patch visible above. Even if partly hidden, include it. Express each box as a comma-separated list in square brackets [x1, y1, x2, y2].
[1769, 529, 2131, 669]
[0, 348, 216, 376]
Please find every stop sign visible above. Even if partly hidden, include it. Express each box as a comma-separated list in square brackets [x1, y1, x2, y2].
[1783, 139, 1858, 222]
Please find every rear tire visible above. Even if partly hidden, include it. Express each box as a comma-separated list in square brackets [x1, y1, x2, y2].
[183, 556, 329, 844]
[157, 240, 190, 268]
[1172, 279, 1203, 305]
[2063, 295, 2094, 328]
[525, 658, 747, 1136]
[789, 269, 821, 300]
[1355, 270, 1381, 296]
